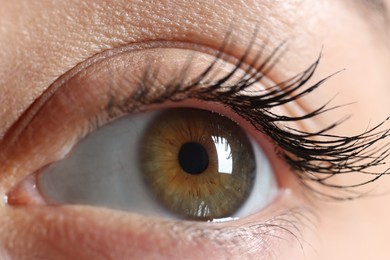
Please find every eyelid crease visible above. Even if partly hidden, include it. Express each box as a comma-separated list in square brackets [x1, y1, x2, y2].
[0, 38, 265, 149]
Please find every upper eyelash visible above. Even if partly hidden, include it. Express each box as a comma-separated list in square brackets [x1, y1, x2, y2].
[108, 34, 390, 200]
[3, 30, 386, 200]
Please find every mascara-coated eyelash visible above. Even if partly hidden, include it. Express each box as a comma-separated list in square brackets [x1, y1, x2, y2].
[102, 36, 390, 200]
[3, 32, 389, 201]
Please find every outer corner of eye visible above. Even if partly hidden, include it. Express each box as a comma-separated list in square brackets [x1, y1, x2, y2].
[7, 107, 280, 222]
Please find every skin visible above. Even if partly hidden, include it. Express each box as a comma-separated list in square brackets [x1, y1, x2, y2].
[0, 0, 390, 259]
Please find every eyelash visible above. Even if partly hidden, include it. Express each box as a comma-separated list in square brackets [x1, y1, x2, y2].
[100, 37, 390, 200]
[3, 33, 388, 203]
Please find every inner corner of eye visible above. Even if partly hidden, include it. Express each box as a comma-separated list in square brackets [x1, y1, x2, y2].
[25, 106, 278, 222]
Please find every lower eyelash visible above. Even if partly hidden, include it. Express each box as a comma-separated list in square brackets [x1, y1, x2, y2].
[108, 33, 390, 200]
[154, 206, 315, 258]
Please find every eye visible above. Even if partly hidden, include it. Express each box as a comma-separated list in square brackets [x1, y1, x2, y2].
[4, 42, 387, 233]
[35, 107, 277, 221]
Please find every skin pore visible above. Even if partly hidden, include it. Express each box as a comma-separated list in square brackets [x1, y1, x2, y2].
[0, 0, 390, 259]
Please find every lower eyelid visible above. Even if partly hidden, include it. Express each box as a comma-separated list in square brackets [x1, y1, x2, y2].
[2, 194, 313, 259]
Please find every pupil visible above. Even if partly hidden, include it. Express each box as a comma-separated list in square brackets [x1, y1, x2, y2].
[178, 142, 209, 175]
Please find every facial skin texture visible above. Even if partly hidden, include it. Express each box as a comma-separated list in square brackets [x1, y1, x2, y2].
[0, 0, 390, 259]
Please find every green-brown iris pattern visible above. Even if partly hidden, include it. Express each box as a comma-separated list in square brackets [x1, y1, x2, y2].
[140, 108, 256, 220]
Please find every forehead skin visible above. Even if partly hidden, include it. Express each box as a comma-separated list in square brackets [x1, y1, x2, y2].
[0, 0, 390, 259]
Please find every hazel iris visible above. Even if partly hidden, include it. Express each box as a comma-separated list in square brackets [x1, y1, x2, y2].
[140, 108, 256, 220]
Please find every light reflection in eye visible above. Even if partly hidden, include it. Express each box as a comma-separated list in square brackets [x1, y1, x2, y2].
[212, 136, 233, 175]
[35, 107, 277, 221]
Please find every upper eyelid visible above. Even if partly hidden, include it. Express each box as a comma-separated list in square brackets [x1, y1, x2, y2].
[0, 39, 277, 176]
[0, 36, 275, 146]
